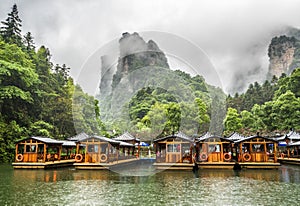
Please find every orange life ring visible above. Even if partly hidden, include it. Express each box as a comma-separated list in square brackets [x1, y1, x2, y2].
[281, 153, 285, 158]
[243, 153, 251, 162]
[16, 154, 23, 162]
[223, 153, 231, 161]
[199, 153, 208, 161]
[100, 154, 108, 162]
[75, 154, 83, 162]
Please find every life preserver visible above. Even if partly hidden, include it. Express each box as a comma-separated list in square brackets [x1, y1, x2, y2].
[243, 153, 251, 162]
[100, 154, 108, 162]
[199, 153, 208, 161]
[281, 153, 285, 158]
[75, 154, 83, 162]
[223, 153, 231, 161]
[16, 154, 23, 162]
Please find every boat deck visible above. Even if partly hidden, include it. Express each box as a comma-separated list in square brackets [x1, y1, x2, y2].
[277, 157, 300, 165]
[74, 158, 140, 170]
[12, 159, 75, 169]
[154, 162, 281, 170]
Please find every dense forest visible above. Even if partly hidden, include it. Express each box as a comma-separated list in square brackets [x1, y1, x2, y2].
[224, 70, 300, 136]
[0, 4, 105, 162]
[1, 4, 300, 163]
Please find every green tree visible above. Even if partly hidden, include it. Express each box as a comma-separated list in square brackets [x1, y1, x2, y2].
[272, 90, 300, 131]
[0, 4, 22, 46]
[223, 107, 242, 135]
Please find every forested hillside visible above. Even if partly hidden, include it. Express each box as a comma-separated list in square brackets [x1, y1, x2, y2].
[99, 32, 226, 139]
[0, 4, 103, 162]
[225, 70, 300, 136]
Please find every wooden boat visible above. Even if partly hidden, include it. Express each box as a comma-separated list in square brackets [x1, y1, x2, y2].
[73, 135, 138, 169]
[154, 132, 194, 166]
[13, 136, 76, 169]
[197, 133, 234, 163]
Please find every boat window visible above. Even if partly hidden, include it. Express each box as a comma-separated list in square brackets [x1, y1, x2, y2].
[208, 144, 220, 152]
[18, 145, 24, 153]
[94, 145, 99, 153]
[182, 143, 190, 154]
[88, 145, 95, 152]
[25, 144, 36, 153]
[252, 144, 264, 152]
[167, 144, 180, 152]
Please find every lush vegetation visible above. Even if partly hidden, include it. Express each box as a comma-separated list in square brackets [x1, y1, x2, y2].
[100, 64, 226, 139]
[2, 4, 299, 162]
[224, 70, 300, 136]
[0, 4, 104, 162]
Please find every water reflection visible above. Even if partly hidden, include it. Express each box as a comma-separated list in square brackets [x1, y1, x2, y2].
[1, 164, 300, 205]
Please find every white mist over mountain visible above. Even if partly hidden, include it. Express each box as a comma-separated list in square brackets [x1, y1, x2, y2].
[1, 0, 300, 94]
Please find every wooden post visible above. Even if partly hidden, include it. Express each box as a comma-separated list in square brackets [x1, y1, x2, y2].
[43, 143, 46, 162]
[85, 142, 88, 162]
[108, 143, 111, 162]
[264, 143, 267, 162]
[59, 145, 62, 161]
[274, 143, 277, 163]
[138, 144, 140, 158]
[76, 143, 79, 154]
[240, 143, 243, 162]
[15, 144, 18, 162]
[220, 143, 223, 162]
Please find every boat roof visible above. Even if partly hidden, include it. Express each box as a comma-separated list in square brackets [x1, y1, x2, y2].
[113, 132, 140, 141]
[197, 132, 212, 141]
[226, 132, 245, 141]
[61, 140, 76, 147]
[118, 141, 135, 147]
[198, 135, 234, 143]
[234, 135, 277, 143]
[80, 135, 121, 144]
[288, 141, 300, 146]
[154, 131, 194, 143]
[17, 136, 63, 144]
[287, 131, 300, 140]
[67, 132, 89, 141]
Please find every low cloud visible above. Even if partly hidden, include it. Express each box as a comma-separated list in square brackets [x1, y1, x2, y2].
[1, 0, 300, 94]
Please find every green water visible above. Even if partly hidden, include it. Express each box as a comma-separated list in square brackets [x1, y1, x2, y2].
[1, 164, 300, 205]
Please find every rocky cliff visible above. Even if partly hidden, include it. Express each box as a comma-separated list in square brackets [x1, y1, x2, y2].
[268, 27, 300, 78]
[99, 32, 169, 97]
[268, 35, 297, 77]
[112, 32, 169, 89]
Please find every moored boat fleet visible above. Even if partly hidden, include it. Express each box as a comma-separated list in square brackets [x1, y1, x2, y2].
[12, 130, 300, 170]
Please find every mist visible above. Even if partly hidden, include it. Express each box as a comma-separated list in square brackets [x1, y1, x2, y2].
[1, 0, 300, 94]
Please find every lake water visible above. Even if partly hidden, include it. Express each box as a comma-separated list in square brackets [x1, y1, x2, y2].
[1, 162, 300, 205]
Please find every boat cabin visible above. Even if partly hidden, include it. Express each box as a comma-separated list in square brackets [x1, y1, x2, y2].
[197, 134, 234, 162]
[154, 132, 194, 163]
[234, 135, 278, 163]
[15, 137, 76, 163]
[74, 135, 135, 163]
[74, 135, 121, 163]
[113, 132, 140, 157]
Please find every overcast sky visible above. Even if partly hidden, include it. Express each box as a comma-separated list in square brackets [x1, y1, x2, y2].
[1, 0, 300, 94]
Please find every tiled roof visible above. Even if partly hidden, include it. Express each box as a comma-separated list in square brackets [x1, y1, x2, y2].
[226, 132, 245, 141]
[80, 135, 121, 144]
[67, 132, 89, 141]
[113, 132, 140, 141]
[234, 135, 277, 143]
[154, 131, 193, 142]
[31, 136, 63, 144]
[197, 132, 212, 141]
[287, 131, 300, 140]
[61, 141, 76, 147]
[118, 141, 134, 147]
